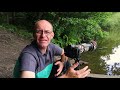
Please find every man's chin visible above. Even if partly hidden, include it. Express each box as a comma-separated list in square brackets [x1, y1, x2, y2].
[39, 44, 48, 48]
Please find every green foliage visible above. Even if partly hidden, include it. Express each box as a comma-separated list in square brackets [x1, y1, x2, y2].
[0, 12, 114, 47]
[52, 17, 82, 47]
[52, 16, 110, 47]
[76, 12, 113, 31]
[104, 12, 120, 31]
[0, 23, 17, 33]
[0, 23, 32, 39]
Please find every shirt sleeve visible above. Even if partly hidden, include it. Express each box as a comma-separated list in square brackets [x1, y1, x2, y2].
[19, 52, 37, 73]
[52, 44, 63, 56]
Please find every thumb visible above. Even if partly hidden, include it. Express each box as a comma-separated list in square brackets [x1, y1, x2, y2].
[54, 61, 60, 65]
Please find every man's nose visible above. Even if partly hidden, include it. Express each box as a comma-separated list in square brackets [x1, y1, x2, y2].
[41, 31, 46, 37]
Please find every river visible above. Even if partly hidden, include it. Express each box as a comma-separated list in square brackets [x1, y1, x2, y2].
[79, 42, 120, 76]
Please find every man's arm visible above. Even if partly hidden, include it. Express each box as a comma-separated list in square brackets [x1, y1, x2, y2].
[54, 49, 68, 76]
[20, 71, 35, 78]
[18, 53, 37, 78]
[60, 49, 68, 62]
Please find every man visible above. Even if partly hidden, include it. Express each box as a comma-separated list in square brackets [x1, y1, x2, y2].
[13, 20, 91, 78]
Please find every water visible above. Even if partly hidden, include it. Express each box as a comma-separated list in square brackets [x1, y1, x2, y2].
[100, 45, 120, 75]
[80, 43, 120, 76]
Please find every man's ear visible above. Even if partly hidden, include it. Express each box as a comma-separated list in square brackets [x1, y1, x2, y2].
[51, 32, 54, 39]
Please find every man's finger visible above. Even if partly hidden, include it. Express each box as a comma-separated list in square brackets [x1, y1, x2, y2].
[71, 62, 79, 69]
[55, 69, 61, 76]
[82, 66, 89, 71]
[81, 69, 91, 78]
[54, 61, 60, 65]
[78, 66, 89, 74]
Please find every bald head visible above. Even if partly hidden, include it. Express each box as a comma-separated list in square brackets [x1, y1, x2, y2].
[33, 20, 54, 49]
[34, 20, 53, 31]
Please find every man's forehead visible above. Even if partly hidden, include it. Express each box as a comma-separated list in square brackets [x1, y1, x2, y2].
[35, 20, 53, 30]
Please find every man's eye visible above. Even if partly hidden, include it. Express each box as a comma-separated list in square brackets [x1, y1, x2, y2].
[45, 31, 50, 34]
[35, 30, 39, 33]
[36, 31, 40, 33]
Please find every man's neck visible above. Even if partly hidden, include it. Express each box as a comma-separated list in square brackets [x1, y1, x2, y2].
[39, 49, 46, 55]
[39, 46, 48, 55]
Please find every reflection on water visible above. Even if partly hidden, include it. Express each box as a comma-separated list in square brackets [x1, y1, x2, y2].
[101, 45, 120, 75]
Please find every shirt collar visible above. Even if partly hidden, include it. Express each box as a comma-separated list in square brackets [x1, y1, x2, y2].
[32, 40, 51, 55]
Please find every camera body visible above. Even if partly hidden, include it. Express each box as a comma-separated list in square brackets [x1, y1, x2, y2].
[64, 41, 97, 70]
[64, 45, 80, 61]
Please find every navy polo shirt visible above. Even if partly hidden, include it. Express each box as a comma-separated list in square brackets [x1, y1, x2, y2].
[13, 41, 62, 78]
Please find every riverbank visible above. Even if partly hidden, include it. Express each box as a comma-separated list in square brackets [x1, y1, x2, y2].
[0, 29, 30, 78]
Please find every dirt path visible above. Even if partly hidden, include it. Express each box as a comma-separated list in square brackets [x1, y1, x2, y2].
[0, 29, 30, 78]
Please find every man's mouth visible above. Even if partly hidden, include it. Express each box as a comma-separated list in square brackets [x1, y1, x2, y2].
[40, 40, 47, 42]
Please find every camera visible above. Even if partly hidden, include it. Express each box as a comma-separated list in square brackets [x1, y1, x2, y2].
[64, 40, 97, 70]
[64, 40, 97, 64]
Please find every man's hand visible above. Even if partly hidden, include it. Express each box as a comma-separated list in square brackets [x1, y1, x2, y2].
[54, 60, 64, 76]
[61, 62, 91, 78]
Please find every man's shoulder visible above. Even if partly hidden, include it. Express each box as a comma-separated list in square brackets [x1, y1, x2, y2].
[21, 41, 37, 54]
[49, 43, 55, 46]
[49, 43, 60, 49]
[49, 43, 60, 47]
[49, 43, 62, 51]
